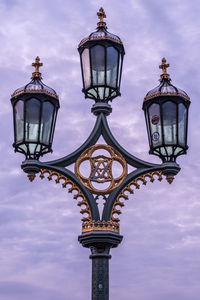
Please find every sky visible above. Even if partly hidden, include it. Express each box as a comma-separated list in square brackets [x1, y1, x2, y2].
[0, 0, 200, 299]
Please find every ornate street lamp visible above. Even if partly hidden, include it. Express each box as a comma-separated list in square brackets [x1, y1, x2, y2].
[78, 8, 125, 104]
[11, 8, 190, 300]
[143, 58, 190, 163]
[11, 56, 59, 160]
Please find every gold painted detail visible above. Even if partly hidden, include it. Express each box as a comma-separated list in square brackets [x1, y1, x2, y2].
[78, 35, 123, 48]
[166, 175, 174, 184]
[75, 144, 127, 195]
[11, 88, 59, 99]
[144, 91, 190, 102]
[111, 171, 163, 223]
[82, 220, 119, 233]
[39, 169, 92, 223]
[97, 7, 107, 28]
[27, 173, 36, 182]
[159, 57, 170, 80]
[32, 56, 43, 78]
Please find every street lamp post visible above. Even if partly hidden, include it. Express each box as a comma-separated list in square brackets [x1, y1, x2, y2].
[11, 8, 190, 300]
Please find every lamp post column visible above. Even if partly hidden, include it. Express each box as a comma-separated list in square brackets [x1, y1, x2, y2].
[90, 246, 111, 300]
[79, 231, 123, 300]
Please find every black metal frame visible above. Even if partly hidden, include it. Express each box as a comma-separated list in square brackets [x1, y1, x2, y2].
[11, 92, 59, 159]
[143, 95, 190, 162]
[21, 104, 181, 224]
[20, 104, 181, 300]
[78, 39, 125, 102]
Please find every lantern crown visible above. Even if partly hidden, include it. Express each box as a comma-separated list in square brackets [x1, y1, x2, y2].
[11, 57, 58, 100]
[97, 7, 107, 29]
[78, 9, 125, 103]
[142, 58, 190, 163]
[78, 8, 124, 48]
[11, 57, 60, 160]
[144, 58, 190, 102]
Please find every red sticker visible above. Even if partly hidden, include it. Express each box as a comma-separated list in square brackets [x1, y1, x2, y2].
[151, 115, 159, 125]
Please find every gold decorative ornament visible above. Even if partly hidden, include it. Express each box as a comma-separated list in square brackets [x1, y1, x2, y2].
[82, 220, 119, 233]
[75, 144, 127, 195]
[32, 56, 43, 78]
[34, 169, 92, 224]
[78, 35, 123, 48]
[11, 88, 59, 99]
[26, 167, 171, 234]
[111, 171, 163, 223]
[144, 90, 190, 102]
[27, 173, 36, 182]
[97, 7, 107, 28]
[159, 57, 170, 80]
[165, 175, 174, 184]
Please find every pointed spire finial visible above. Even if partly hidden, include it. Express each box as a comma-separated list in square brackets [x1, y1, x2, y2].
[159, 58, 170, 80]
[32, 56, 43, 78]
[97, 7, 107, 28]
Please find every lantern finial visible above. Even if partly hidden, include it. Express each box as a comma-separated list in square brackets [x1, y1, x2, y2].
[97, 7, 107, 28]
[32, 56, 43, 78]
[159, 58, 170, 80]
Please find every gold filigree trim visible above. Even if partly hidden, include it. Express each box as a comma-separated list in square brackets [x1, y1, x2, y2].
[78, 35, 123, 48]
[144, 91, 190, 102]
[75, 144, 127, 195]
[39, 169, 92, 223]
[82, 220, 119, 233]
[111, 171, 163, 223]
[11, 88, 59, 99]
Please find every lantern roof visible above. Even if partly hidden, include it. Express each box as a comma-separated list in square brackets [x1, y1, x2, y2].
[78, 8, 124, 48]
[11, 57, 59, 100]
[144, 58, 190, 102]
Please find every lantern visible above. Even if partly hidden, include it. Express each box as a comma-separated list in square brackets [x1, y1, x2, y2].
[11, 57, 60, 160]
[78, 8, 125, 102]
[143, 58, 190, 162]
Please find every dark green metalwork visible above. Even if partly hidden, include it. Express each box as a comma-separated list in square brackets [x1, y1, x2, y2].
[11, 10, 190, 300]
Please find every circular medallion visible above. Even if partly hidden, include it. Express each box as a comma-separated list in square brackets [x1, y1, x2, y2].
[151, 115, 159, 125]
[75, 144, 127, 194]
[152, 132, 160, 141]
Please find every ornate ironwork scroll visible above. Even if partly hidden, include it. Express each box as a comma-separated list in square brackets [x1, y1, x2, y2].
[39, 169, 92, 223]
[75, 144, 127, 195]
[111, 171, 163, 224]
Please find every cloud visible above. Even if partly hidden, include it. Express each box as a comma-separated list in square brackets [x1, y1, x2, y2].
[0, 0, 199, 299]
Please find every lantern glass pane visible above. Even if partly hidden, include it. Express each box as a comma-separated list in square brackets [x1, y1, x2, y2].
[91, 45, 105, 85]
[49, 110, 57, 143]
[174, 147, 183, 156]
[82, 48, 91, 89]
[148, 103, 162, 146]
[29, 143, 37, 154]
[40, 101, 54, 145]
[98, 87, 104, 99]
[178, 103, 187, 146]
[118, 54, 122, 87]
[162, 101, 177, 145]
[25, 98, 40, 142]
[165, 146, 173, 156]
[14, 100, 24, 142]
[19, 144, 27, 152]
[106, 47, 118, 88]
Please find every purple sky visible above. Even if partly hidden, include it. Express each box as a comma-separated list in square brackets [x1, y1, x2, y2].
[0, 0, 200, 299]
